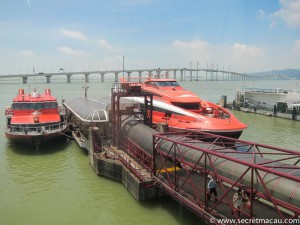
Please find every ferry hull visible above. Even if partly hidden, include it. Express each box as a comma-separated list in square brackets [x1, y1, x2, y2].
[5, 128, 67, 149]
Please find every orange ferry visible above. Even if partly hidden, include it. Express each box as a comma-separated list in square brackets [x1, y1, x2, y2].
[4, 88, 67, 149]
[123, 76, 247, 139]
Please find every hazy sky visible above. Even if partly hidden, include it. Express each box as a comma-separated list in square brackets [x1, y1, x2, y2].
[0, 0, 300, 74]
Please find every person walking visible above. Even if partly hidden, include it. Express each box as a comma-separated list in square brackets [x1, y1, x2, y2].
[242, 191, 251, 215]
[207, 175, 218, 202]
[233, 188, 243, 216]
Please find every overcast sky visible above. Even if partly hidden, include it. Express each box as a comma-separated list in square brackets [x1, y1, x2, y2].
[0, 0, 300, 74]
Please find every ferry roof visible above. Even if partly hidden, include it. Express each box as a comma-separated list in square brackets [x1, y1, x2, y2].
[63, 97, 110, 122]
[13, 92, 57, 102]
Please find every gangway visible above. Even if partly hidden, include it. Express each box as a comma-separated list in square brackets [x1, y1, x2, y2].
[120, 122, 300, 225]
[155, 131, 300, 224]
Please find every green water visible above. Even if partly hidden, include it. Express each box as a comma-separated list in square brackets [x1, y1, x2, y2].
[0, 79, 299, 225]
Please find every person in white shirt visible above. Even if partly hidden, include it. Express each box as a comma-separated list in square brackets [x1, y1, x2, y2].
[207, 175, 218, 202]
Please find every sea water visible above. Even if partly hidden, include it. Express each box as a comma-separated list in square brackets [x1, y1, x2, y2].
[0, 78, 299, 225]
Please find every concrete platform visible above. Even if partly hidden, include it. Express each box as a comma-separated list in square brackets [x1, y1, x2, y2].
[89, 146, 166, 202]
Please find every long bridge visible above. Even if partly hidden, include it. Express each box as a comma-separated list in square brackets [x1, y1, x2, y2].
[0, 68, 258, 83]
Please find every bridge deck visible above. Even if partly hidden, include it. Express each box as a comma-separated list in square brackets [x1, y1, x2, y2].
[151, 131, 300, 224]
[157, 168, 290, 222]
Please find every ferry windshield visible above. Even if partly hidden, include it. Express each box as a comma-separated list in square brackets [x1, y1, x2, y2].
[146, 80, 180, 87]
[12, 102, 58, 110]
[155, 81, 180, 87]
[155, 81, 170, 87]
[168, 81, 180, 86]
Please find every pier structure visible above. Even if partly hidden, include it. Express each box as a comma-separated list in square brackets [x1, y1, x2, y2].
[110, 82, 153, 148]
[63, 83, 300, 224]
[0, 68, 257, 83]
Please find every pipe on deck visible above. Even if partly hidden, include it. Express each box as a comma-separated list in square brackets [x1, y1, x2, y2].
[120, 120, 300, 211]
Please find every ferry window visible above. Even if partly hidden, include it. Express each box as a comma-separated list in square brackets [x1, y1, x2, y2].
[50, 102, 57, 108]
[13, 103, 21, 109]
[155, 81, 170, 86]
[36, 103, 44, 110]
[27, 103, 43, 110]
[172, 102, 200, 110]
[12, 103, 32, 110]
[21, 103, 29, 110]
[168, 81, 180, 86]
[146, 82, 157, 86]
[44, 102, 51, 109]
[29, 103, 36, 110]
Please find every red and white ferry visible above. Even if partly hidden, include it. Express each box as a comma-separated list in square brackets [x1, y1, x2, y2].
[5, 88, 67, 149]
[122, 76, 247, 139]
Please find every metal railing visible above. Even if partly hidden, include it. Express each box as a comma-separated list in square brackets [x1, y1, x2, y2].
[152, 131, 300, 224]
[5, 121, 67, 135]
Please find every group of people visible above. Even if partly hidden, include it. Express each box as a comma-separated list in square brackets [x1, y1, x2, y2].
[207, 176, 252, 217]
[232, 188, 251, 216]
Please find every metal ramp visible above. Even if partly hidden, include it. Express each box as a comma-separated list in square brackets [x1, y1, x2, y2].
[151, 131, 300, 224]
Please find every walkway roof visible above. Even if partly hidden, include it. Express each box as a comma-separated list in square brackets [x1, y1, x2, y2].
[63, 96, 110, 122]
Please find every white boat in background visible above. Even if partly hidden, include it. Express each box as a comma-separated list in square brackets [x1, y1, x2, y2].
[234, 87, 300, 120]
[236, 88, 300, 107]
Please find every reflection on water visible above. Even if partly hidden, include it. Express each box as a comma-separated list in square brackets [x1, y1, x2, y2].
[234, 111, 300, 151]
[0, 80, 299, 225]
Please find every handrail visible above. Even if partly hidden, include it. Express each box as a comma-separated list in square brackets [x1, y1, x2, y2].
[5, 120, 67, 135]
